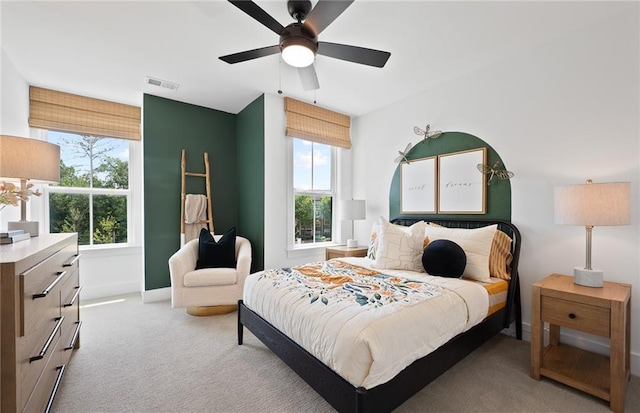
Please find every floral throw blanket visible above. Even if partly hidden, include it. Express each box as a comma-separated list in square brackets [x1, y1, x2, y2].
[257, 260, 443, 308]
[244, 258, 487, 389]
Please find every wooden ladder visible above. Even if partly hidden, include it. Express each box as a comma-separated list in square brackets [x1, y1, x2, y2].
[180, 149, 214, 245]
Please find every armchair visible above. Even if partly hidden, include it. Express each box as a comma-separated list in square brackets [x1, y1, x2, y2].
[169, 235, 252, 315]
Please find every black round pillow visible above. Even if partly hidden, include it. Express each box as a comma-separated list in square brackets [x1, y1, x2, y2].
[422, 239, 467, 278]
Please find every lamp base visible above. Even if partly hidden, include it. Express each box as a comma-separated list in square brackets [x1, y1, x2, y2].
[8, 221, 39, 237]
[573, 267, 603, 288]
[346, 239, 358, 248]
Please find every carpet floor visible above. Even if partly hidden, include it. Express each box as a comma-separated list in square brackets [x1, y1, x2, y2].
[51, 294, 639, 412]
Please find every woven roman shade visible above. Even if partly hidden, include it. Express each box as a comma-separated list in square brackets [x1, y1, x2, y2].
[284, 97, 351, 149]
[29, 86, 141, 140]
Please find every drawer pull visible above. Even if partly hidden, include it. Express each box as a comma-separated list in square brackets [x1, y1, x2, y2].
[33, 271, 68, 299]
[30, 316, 64, 363]
[63, 253, 82, 267]
[44, 364, 66, 413]
[63, 286, 82, 307]
[568, 313, 576, 319]
[65, 320, 82, 350]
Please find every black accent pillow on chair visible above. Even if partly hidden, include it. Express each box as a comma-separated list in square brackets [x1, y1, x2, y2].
[195, 227, 237, 270]
[422, 239, 467, 278]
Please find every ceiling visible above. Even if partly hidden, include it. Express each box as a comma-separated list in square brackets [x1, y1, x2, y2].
[0, 1, 623, 117]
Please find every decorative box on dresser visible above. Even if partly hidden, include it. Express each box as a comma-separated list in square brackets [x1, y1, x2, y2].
[1, 233, 81, 413]
[531, 273, 631, 413]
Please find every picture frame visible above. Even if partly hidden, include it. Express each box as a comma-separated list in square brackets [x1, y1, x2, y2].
[437, 148, 486, 214]
[400, 156, 437, 214]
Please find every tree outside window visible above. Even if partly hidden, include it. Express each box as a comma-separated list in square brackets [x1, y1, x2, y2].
[293, 138, 333, 244]
[47, 132, 130, 246]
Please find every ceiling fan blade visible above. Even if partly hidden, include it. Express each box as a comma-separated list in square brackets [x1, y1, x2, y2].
[317, 42, 391, 68]
[303, 0, 353, 36]
[298, 64, 319, 91]
[219, 45, 280, 64]
[228, 1, 284, 35]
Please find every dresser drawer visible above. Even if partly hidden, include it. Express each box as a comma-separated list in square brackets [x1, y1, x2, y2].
[60, 265, 80, 308]
[60, 268, 81, 361]
[19, 314, 64, 409]
[19, 295, 61, 368]
[22, 338, 64, 413]
[22, 244, 77, 336]
[21, 263, 69, 368]
[541, 296, 610, 337]
[20, 328, 61, 412]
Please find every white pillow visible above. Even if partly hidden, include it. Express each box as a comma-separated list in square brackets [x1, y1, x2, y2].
[367, 220, 381, 260]
[373, 218, 426, 272]
[424, 224, 497, 282]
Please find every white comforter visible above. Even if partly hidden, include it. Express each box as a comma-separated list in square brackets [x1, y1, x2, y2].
[243, 257, 488, 389]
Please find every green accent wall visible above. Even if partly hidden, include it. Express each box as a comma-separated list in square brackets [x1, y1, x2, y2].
[143, 94, 238, 291]
[237, 95, 265, 272]
[389, 131, 512, 221]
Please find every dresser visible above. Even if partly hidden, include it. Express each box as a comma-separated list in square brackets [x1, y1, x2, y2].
[531, 273, 631, 412]
[1, 233, 81, 413]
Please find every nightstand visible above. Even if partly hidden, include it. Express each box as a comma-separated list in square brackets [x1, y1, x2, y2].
[531, 273, 631, 412]
[325, 245, 368, 260]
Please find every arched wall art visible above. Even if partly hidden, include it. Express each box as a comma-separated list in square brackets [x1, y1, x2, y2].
[389, 131, 513, 221]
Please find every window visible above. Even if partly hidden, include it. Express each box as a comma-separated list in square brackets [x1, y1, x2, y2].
[293, 138, 335, 245]
[46, 131, 130, 246]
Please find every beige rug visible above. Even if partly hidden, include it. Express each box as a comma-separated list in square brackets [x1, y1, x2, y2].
[51, 294, 639, 412]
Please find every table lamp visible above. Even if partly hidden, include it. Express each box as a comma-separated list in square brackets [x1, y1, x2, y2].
[0, 135, 60, 237]
[340, 199, 366, 248]
[554, 179, 630, 287]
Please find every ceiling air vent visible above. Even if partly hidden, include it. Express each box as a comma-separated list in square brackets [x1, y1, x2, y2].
[146, 76, 179, 91]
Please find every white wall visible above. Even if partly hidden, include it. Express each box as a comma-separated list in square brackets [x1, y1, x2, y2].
[1, 48, 144, 301]
[1, 49, 30, 137]
[0, 49, 31, 227]
[352, 7, 639, 374]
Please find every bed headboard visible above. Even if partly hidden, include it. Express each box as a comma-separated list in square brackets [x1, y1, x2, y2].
[390, 216, 522, 336]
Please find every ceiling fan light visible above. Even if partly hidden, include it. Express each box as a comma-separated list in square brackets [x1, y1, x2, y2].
[282, 44, 315, 67]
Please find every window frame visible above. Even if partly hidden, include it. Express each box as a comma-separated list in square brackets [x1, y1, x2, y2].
[43, 132, 136, 249]
[287, 137, 338, 250]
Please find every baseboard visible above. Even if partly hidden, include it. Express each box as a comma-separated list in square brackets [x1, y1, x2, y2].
[81, 281, 140, 301]
[142, 287, 171, 303]
[80, 283, 170, 304]
[80, 282, 171, 303]
[519, 321, 639, 377]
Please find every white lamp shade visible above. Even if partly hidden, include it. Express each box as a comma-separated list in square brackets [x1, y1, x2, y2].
[340, 199, 366, 221]
[554, 181, 630, 226]
[0, 135, 60, 183]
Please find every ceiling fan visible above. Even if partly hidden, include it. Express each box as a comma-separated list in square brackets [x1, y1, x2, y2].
[218, 0, 391, 91]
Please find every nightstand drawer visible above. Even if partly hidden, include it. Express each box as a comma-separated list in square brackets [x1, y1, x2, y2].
[541, 296, 610, 337]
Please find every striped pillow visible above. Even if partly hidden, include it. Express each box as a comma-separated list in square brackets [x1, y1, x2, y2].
[489, 230, 513, 280]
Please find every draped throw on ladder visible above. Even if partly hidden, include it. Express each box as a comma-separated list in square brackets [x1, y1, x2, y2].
[180, 150, 214, 246]
[184, 194, 208, 243]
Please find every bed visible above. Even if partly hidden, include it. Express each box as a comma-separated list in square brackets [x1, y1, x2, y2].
[237, 217, 522, 413]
